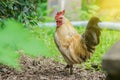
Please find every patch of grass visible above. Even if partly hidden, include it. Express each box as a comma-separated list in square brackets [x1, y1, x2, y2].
[30, 26, 57, 56]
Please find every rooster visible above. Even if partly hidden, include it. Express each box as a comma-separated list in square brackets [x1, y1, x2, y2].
[54, 10, 101, 74]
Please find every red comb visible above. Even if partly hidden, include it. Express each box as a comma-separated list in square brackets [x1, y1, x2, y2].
[55, 10, 65, 20]
[56, 10, 65, 16]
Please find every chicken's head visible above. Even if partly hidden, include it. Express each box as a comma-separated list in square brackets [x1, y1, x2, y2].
[55, 10, 65, 27]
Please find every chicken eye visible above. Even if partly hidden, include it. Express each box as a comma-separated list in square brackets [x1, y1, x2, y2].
[59, 17, 63, 19]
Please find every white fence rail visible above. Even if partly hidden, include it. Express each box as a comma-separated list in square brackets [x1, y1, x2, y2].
[38, 21, 120, 30]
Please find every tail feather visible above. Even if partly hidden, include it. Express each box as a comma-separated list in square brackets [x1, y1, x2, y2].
[82, 17, 101, 53]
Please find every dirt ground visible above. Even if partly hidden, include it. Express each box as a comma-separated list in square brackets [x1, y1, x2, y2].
[0, 55, 106, 80]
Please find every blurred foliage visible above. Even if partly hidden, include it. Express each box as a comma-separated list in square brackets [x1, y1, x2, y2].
[0, 19, 50, 69]
[0, 0, 49, 26]
[0, 0, 54, 70]
[79, 0, 99, 20]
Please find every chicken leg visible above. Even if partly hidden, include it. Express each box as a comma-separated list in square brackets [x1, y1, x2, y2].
[64, 64, 73, 75]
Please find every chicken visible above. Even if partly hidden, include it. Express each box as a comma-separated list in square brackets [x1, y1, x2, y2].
[54, 10, 101, 74]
